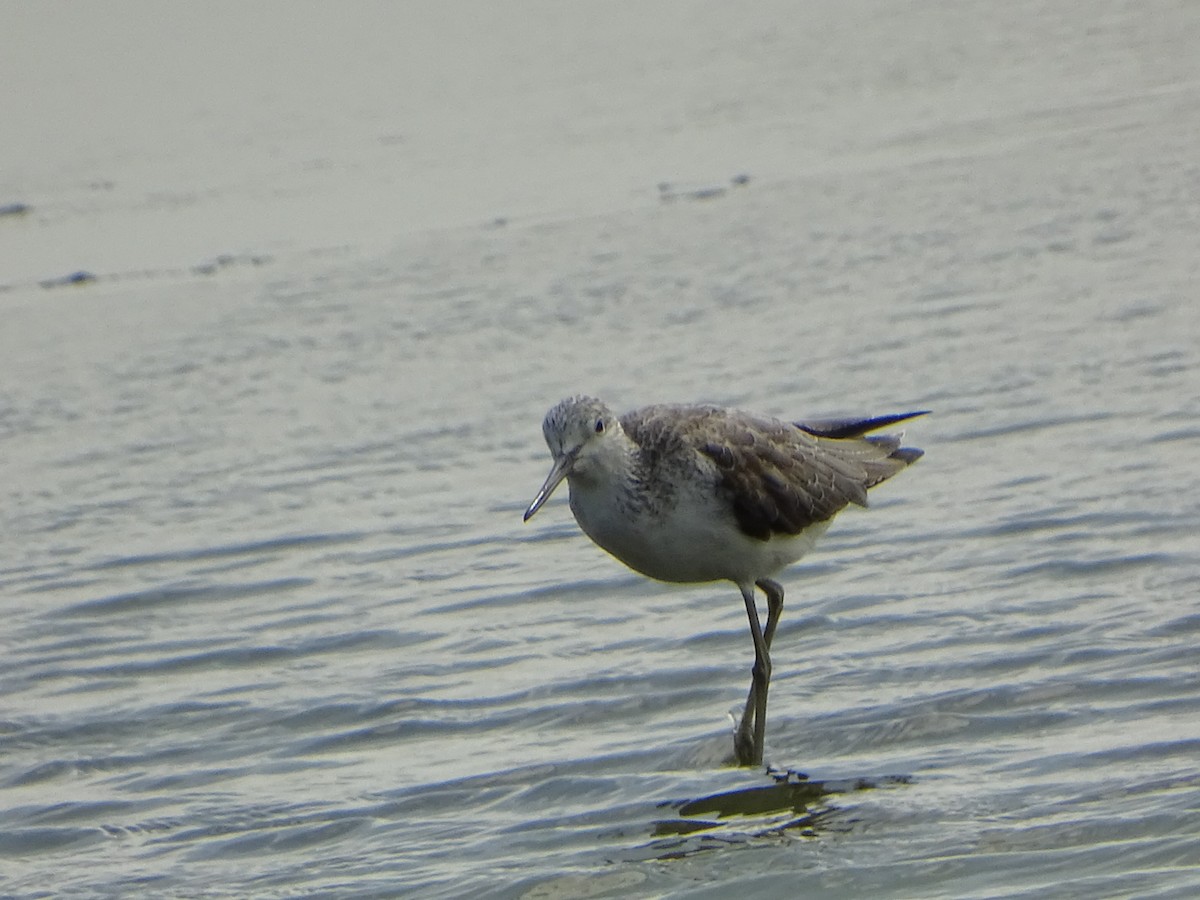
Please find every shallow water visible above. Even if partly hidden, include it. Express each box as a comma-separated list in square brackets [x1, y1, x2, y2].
[3, 2, 1200, 898]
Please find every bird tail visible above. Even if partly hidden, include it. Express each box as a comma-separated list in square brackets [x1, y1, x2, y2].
[797, 411, 928, 500]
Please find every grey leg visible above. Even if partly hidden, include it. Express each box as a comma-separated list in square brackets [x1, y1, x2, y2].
[758, 578, 785, 648]
[736, 579, 784, 765]
[734, 581, 773, 766]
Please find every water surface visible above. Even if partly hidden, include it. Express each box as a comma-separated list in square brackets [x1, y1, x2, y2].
[2, 2, 1199, 897]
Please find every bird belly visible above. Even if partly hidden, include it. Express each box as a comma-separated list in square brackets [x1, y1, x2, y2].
[570, 483, 830, 584]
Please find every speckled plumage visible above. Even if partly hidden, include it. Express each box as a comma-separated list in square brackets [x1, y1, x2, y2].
[624, 403, 921, 542]
[524, 395, 925, 766]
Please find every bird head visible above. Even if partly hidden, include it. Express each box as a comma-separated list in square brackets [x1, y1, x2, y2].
[523, 395, 621, 521]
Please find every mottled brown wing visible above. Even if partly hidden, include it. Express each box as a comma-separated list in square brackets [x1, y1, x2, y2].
[691, 409, 919, 541]
[694, 417, 853, 539]
[622, 404, 921, 542]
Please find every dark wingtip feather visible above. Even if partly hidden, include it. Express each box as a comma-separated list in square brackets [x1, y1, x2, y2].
[796, 410, 930, 440]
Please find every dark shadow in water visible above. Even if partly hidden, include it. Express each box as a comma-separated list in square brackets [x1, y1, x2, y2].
[646, 769, 912, 859]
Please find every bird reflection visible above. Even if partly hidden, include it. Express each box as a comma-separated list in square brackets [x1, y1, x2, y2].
[647, 771, 912, 857]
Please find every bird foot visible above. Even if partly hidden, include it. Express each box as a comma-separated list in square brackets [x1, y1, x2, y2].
[732, 715, 760, 767]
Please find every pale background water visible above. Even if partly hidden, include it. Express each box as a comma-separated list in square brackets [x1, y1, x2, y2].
[2, 2, 1199, 897]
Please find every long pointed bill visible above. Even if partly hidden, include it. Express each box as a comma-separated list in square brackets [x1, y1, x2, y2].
[523, 453, 574, 521]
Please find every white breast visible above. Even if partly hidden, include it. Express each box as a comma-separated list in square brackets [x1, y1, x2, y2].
[568, 475, 830, 585]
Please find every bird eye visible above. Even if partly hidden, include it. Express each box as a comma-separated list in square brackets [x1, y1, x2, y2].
[594, 418, 605, 434]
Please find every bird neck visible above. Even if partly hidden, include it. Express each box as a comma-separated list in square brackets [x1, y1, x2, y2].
[571, 432, 637, 492]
